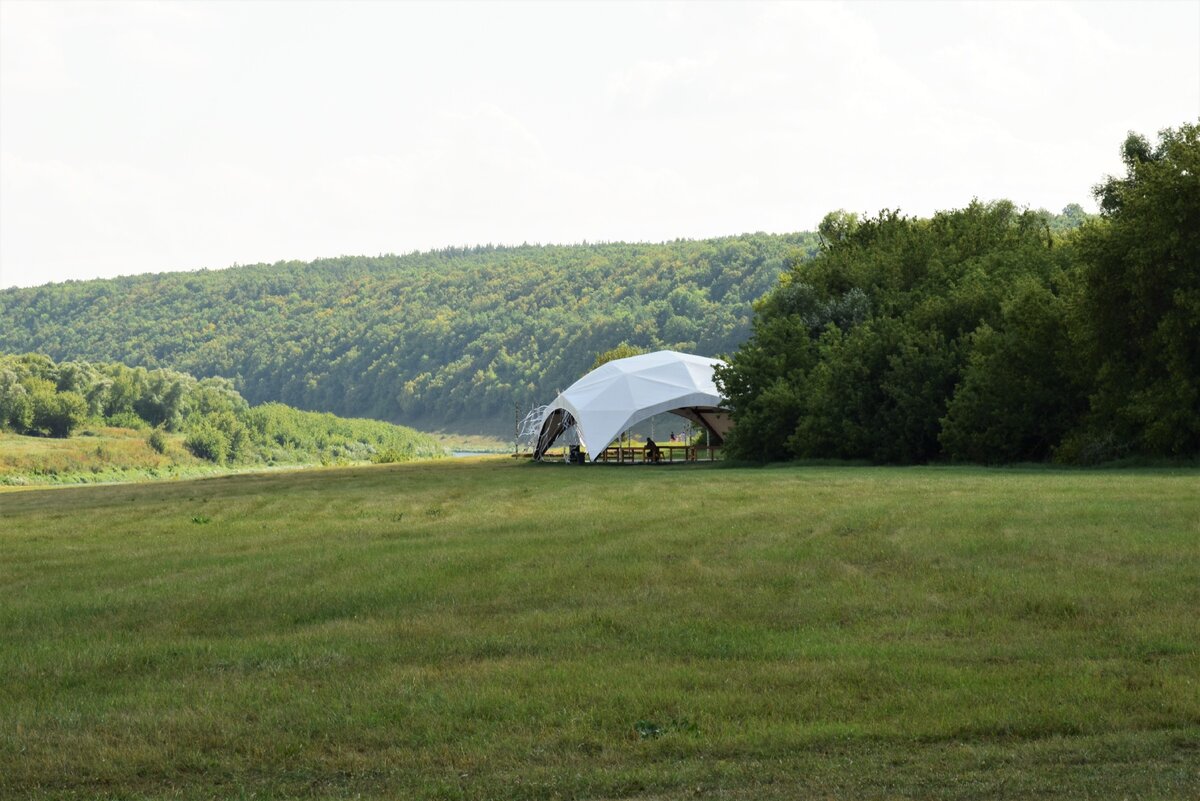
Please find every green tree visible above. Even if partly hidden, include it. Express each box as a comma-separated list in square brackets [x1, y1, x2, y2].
[184, 422, 229, 464]
[205, 410, 250, 461]
[1047, 203, 1090, 232]
[591, 343, 647, 370]
[719, 200, 1071, 462]
[1073, 122, 1200, 457]
[135, 373, 187, 430]
[0, 369, 33, 431]
[103, 365, 143, 419]
[940, 277, 1086, 463]
[32, 390, 89, 438]
[817, 209, 860, 247]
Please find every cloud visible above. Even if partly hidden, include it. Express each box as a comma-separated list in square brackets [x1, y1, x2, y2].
[2, 1, 1197, 287]
[605, 57, 708, 113]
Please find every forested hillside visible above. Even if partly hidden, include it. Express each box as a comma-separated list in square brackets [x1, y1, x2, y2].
[0, 235, 818, 432]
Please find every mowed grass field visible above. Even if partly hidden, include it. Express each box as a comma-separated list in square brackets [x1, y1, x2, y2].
[1, 459, 1197, 800]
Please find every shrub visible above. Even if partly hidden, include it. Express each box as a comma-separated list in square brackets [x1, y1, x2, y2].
[0, 370, 34, 432]
[32, 390, 89, 438]
[147, 428, 169, 454]
[107, 410, 149, 430]
[184, 423, 229, 464]
[372, 448, 407, 464]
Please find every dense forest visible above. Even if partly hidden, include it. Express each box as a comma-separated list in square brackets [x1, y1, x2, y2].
[717, 123, 1199, 463]
[3, 124, 1186, 463]
[0, 235, 821, 433]
[0, 353, 444, 465]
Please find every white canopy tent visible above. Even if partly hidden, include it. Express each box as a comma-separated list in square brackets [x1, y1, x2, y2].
[533, 350, 732, 462]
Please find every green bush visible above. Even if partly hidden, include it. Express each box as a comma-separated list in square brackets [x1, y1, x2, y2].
[147, 428, 169, 454]
[1, 352, 444, 465]
[184, 423, 229, 464]
[107, 410, 149, 430]
[0, 372, 33, 431]
[372, 448, 406, 464]
[32, 390, 89, 438]
[203, 410, 249, 462]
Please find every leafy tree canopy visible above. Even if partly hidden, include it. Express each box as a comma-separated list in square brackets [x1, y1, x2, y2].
[0, 235, 819, 433]
[716, 122, 1198, 464]
[1069, 121, 1200, 457]
[591, 343, 648, 370]
[0, 352, 444, 463]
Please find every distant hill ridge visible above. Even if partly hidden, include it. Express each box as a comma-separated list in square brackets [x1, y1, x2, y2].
[0, 235, 819, 432]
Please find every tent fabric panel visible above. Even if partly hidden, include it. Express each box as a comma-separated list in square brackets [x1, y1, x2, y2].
[533, 408, 574, 459]
[669, 406, 734, 445]
[580, 390, 725, 461]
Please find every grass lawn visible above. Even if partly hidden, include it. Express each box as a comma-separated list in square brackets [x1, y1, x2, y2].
[1, 459, 1197, 799]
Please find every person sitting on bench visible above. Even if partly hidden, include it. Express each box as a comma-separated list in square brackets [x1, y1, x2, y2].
[644, 438, 663, 463]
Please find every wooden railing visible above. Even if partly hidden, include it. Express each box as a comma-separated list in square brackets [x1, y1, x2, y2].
[526, 445, 721, 463]
[597, 444, 719, 463]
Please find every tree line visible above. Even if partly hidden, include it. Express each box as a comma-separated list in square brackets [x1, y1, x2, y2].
[716, 123, 1198, 463]
[0, 235, 820, 433]
[3, 124, 1187, 463]
[0, 353, 444, 465]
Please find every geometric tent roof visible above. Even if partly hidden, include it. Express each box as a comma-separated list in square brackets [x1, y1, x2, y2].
[534, 350, 729, 462]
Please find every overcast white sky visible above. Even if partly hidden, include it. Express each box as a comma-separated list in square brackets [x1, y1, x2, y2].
[1, 1, 1197, 289]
